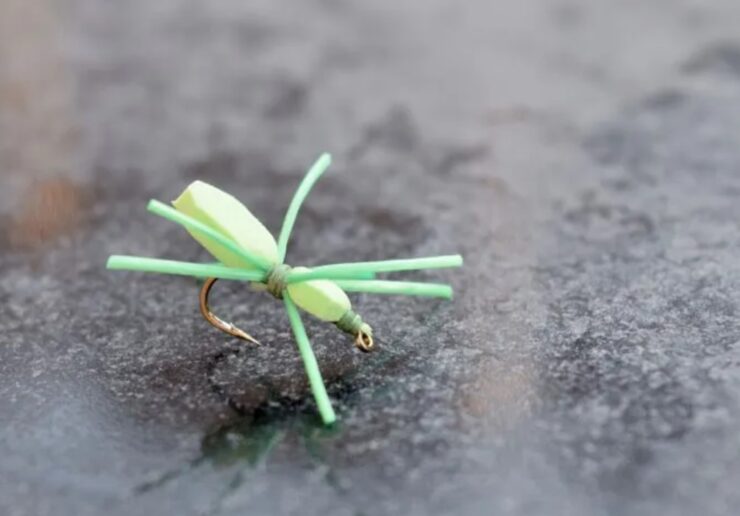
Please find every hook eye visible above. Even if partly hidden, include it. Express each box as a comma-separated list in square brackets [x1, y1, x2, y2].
[354, 329, 374, 352]
[199, 278, 261, 345]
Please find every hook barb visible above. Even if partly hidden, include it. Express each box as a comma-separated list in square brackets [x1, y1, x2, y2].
[199, 277, 261, 345]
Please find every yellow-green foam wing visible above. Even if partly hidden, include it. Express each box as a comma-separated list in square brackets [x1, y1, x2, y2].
[172, 181, 278, 269]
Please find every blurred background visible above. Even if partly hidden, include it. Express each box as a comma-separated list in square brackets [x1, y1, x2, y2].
[1, 1, 740, 515]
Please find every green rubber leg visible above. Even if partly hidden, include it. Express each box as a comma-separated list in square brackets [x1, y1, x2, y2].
[276, 153, 332, 263]
[332, 280, 453, 299]
[106, 256, 266, 282]
[287, 254, 463, 283]
[287, 269, 377, 282]
[147, 200, 272, 272]
[283, 292, 336, 425]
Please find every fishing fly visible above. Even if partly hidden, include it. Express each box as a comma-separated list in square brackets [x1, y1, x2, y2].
[107, 153, 462, 424]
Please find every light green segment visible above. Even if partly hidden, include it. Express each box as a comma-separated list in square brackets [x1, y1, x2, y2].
[148, 200, 271, 271]
[171, 181, 278, 270]
[106, 255, 375, 284]
[276, 153, 332, 263]
[333, 280, 453, 299]
[287, 254, 463, 283]
[298, 269, 376, 280]
[106, 255, 265, 281]
[283, 293, 336, 425]
[286, 267, 351, 322]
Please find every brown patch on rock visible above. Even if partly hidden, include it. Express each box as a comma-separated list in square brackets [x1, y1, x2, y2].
[8, 178, 88, 249]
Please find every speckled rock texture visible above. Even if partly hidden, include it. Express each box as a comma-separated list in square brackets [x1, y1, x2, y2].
[1, 1, 740, 515]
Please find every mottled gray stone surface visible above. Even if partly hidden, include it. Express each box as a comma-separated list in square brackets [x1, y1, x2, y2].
[2, 1, 740, 515]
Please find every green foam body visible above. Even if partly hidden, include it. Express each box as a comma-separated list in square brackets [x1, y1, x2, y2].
[286, 267, 351, 322]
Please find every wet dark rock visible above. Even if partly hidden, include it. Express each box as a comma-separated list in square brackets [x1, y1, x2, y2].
[683, 42, 740, 77]
[2, 1, 740, 516]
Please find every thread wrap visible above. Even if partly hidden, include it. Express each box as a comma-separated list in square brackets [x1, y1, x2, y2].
[266, 263, 292, 299]
[335, 309, 365, 335]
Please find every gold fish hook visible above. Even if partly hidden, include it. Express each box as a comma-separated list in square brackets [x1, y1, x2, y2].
[201, 277, 374, 352]
[199, 277, 261, 345]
